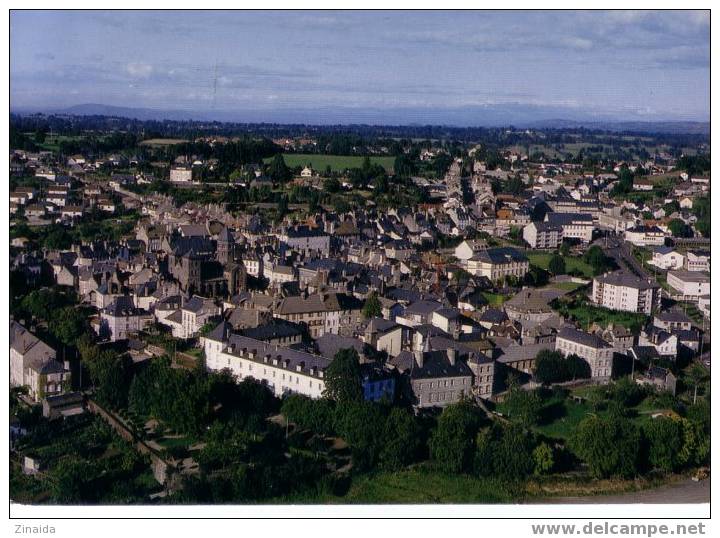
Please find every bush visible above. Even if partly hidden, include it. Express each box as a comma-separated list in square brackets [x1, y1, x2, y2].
[570, 415, 641, 478]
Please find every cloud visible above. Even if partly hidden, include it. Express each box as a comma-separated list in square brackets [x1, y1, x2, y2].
[126, 62, 153, 78]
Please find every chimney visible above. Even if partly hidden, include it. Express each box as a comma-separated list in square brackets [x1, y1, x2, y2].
[447, 348, 457, 366]
[414, 347, 424, 369]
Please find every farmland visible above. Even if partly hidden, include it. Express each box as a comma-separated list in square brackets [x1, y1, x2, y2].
[264, 153, 395, 173]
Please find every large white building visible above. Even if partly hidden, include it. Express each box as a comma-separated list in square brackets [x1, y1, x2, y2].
[10, 321, 70, 402]
[523, 221, 562, 249]
[467, 247, 529, 283]
[667, 271, 711, 300]
[649, 246, 685, 270]
[169, 166, 194, 183]
[592, 271, 660, 314]
[203, 322, 328, 398]
[545, 212, 594, 243]
[555, 326, 614, 381]
[624, 225, 666, 247]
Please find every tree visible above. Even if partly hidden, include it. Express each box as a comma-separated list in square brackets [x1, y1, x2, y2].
[686, 363, 709, 405]
[532, 442, 555, 475]
[429, 399, 483, 473]
[362, 292, 382, 319]
[570, 415, 641, 478]
[533, 350, 567, 385]
[87, 350, 133, 409]
[267, 154, 292, 183]
[548, 254, 566, 276]
[323, 348, 363, 403]
[475, 423, 536, 480]
[583, 245, 611, 275]
[49, 307, 89, 348]
[333, 400, 386, 470]
[323, 177, 341, 193]
[379, 407, 423, 470]
[668, 219, 691, 238]
[503, 386, 542, 427]
[644, 417, 684, 472]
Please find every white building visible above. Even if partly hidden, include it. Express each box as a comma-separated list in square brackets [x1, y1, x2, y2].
[667, 271, 710, 300]
[685, 251, 710, 272]
[10, 321, 70, 402]
[592, 271, 660, 314]
[99, 296, 150, 341]
[555, 326, 613, 381]
[624, 225, 667, 247]
[203, 323, 328, 398]
[523, 221, 563, 249]
[169, 166, 194, 183]
[649, 247, 685, 270]
[467, 247, 529, 283]
[545, 212, 594, 243]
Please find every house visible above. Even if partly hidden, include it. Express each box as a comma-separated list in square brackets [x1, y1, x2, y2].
[170, 166, 194, 183]
[42, 392, 85, 420]
[454, 239, 487, 263]
[360, 363, 396, 402]
[624, 225, 666, 247]
[685, 250, 710, 272]
[504, 288, 555, 323]
[653, 310, 693, 332]
[636, 366, 677, 395]
[467, 247, 529, 283]
[364, 318, 404, 357]
[649, 246, 685, 270]
[300, 166, 313, 178]
[545, 212, 594, 243]
[279, 225, 330, 256]
[389, 342, 473, 408]
[555, 326, 613, 381]
[523, 221, 562, 249]
[274, 292, 363, 338]
[638, 326, 678, 358]
[99, 295, 150, 341]
[10, 321, 70, 402]
[592, 271, 660, 314]
[204, 324, 329, 398]
[667, 271, 710, 300]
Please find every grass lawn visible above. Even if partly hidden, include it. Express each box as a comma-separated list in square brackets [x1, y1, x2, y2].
[289, 467, 521, 504]
[526, 252, 595, 279]
[552, 300, 649, 332]
[482, 292, 508, 306]
[264, 153, 396, 173]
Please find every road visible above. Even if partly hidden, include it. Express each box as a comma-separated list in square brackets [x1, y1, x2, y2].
[532, 478, 710, 505]
[595, 234, 650, 279]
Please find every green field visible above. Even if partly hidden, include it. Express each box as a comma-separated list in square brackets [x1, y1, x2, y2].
[526, 252, 595, 278]
[265, 153, 396, 173]
[286, 467, 519, 504]
[552, 299, 649, 332]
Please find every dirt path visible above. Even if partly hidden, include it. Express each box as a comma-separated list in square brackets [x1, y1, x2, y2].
[532, 478, 709, 504]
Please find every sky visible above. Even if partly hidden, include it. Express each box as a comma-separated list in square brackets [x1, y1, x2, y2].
[10, 10, 711, 123]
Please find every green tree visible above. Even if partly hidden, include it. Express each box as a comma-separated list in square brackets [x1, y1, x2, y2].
[644, 417, 684, 472]
[49, 307, 89, 347]
[548, 254, 566, 276]
[267, 154, 292, 183]
[379, 407, 423, 470]
[571, 415, 641, 478]
[533, 350, 567, 385]
[532, 442, 555, 475]
[362, 292, 382, 319]
[475, 422, 536, 480]
[333, 401, 386, 470]
[668, 219, 691, 238]
[503, 386, 542, 427]
[583, 245, 611, 275]
[429, 399, 483, 473]
[87, 350, 133, 409]
[323, 348, 363, 403]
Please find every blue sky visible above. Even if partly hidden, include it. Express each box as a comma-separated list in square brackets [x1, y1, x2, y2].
[10, 10, 710, 122]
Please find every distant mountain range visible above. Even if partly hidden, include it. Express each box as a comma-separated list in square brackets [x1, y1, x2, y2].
[12, 103, 709, 134]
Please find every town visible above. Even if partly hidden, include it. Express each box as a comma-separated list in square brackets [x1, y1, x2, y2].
[9, 115, 711, 504]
